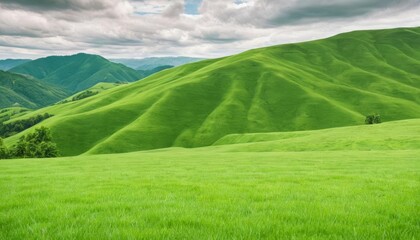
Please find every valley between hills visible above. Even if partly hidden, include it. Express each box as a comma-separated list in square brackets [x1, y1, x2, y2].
[0, 27, 419, 239]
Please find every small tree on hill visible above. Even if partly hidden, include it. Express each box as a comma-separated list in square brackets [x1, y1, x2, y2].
[365, 114, 381, 124]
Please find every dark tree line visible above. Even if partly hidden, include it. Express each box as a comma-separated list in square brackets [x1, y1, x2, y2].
[58, 90, 99, 104]
[0, 126, 59, 159]
[0, 113, 53, 138]
[72, 90, 98, 101]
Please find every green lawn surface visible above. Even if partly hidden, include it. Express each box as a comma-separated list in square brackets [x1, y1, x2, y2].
[0, 148, 418, 239]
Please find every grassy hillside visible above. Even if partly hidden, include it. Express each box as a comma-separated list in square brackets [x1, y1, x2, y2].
[58, 82, 129, 104]
[74, 82, 126, 93]
[0, 70, 68, 109]
[0, 147, 418, 239]
[0, 59, 31, 71]
[10, 53, 142, 92]
[214, 119, 420, 151]
[5, 27, 420, 156]
[0, 107, 32, 124]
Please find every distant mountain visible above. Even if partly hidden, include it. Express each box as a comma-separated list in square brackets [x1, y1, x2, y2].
[0, 70, 68, 109]
[10, 53, 142, 92]
[111, 57, 204, 70]
[137, 65, 174, 78]
[0, 59, 31, 71]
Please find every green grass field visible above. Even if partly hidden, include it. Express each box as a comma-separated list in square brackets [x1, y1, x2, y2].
[0, 149, 418, 239]
[1, 121, 419, 239]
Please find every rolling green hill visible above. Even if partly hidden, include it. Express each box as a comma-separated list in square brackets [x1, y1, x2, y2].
[0, 107, 32, 124]
[4, 27, 420, 156]
[213, 119, 420, 152]
[0, 70, 68, 109]
[10, 53, 142, 92]
[58, 82, 129, 104]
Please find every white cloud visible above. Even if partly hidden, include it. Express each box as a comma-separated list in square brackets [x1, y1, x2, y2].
[131, 0, 170, 14]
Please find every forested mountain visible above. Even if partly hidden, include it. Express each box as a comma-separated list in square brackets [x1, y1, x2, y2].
[10, 53, 142, 92]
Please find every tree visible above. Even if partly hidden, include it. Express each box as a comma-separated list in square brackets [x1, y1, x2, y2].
[32, 126, 53, 143]
[13, 136, 29, 158]
[373, 114, 381, 124]
[0, 137, 9, 159]
[365, 114, 381, 124]
[36, 142, 59, 158]
[11, 127, 59, 158]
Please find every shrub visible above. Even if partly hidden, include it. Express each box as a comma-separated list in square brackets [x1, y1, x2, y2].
[365, 114, 381, 124]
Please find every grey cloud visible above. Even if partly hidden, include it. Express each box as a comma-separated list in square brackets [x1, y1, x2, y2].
[265, 0, 418, 26]
[200, 0, 420, 28]
[192, 25, 258, 43]
[0, 36, 84, 51]
[162, 1, 184, 18]
[0, 0, 116, 11]
[0, 24, 51, 38]
[200, 33, 243, 43]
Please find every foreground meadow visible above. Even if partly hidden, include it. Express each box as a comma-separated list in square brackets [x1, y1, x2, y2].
[0, 148, 418, 239]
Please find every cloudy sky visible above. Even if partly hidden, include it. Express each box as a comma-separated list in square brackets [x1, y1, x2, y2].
[0, 0, 419, 59]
